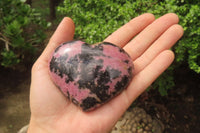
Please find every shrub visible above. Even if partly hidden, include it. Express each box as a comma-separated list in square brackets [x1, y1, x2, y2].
[0, 0, 49, 68]
[57, 0, 200, 95]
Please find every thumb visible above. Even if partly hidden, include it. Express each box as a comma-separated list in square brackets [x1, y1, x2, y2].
[39, 17, 75, 63]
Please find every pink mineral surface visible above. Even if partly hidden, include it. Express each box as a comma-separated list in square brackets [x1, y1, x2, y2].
[49, 41, 134, 111]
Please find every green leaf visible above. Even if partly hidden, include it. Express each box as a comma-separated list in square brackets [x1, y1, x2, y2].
[0, 0, 47, 68]
[1, 49, 20, 67]
[20, 0, 26, 2]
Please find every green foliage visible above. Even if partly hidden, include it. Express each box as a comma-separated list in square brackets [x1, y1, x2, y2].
[151, 66, 175, 96]
[145, 0, 200, 74]
[176, 4, 200, 73]
[145, 0, 200, 95]
[1, 49, 20, 67]
[0, 0, 49, 68]
[58, 0, 200, 95]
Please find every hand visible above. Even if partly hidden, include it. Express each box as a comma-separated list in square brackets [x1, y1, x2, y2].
[28, 13, 183, 133]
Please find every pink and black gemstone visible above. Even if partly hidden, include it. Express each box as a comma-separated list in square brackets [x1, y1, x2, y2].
[49, 40, 134, 111]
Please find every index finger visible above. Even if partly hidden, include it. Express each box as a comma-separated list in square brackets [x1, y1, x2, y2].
[104, 13, 155, 47]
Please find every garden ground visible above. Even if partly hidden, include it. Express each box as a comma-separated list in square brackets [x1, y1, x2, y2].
[0, 67, 31, 133]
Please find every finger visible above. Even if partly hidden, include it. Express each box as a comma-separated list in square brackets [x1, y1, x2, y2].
[133, 24, 184, 74]
[39, 17, 75, 62]
[125, 50, 174, 101]
[124, 13, 179, 60]
[110, 50, 174, 114]
[104, 13, 155, 47]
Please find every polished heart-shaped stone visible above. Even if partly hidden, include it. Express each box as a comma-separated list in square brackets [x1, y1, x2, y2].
[49, 40, 134, 111]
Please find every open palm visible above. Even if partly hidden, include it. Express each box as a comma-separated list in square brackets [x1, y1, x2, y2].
[28, 13, 183, 133]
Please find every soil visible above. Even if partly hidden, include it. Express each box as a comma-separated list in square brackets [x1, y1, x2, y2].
[136, 64, 200, 133]
[0, 67, 31, 133]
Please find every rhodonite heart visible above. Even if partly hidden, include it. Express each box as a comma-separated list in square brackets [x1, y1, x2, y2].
[49, 40, 134, 111]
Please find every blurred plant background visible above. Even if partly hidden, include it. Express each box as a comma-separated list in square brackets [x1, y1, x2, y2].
[0, 0, 51, 68]
[0, 0, 199, 133]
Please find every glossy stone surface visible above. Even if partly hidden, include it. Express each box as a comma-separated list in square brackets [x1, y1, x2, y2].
[49, 40, 134, 111]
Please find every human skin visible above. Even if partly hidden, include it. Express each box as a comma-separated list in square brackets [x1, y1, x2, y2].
[28, 13, 183, 133]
